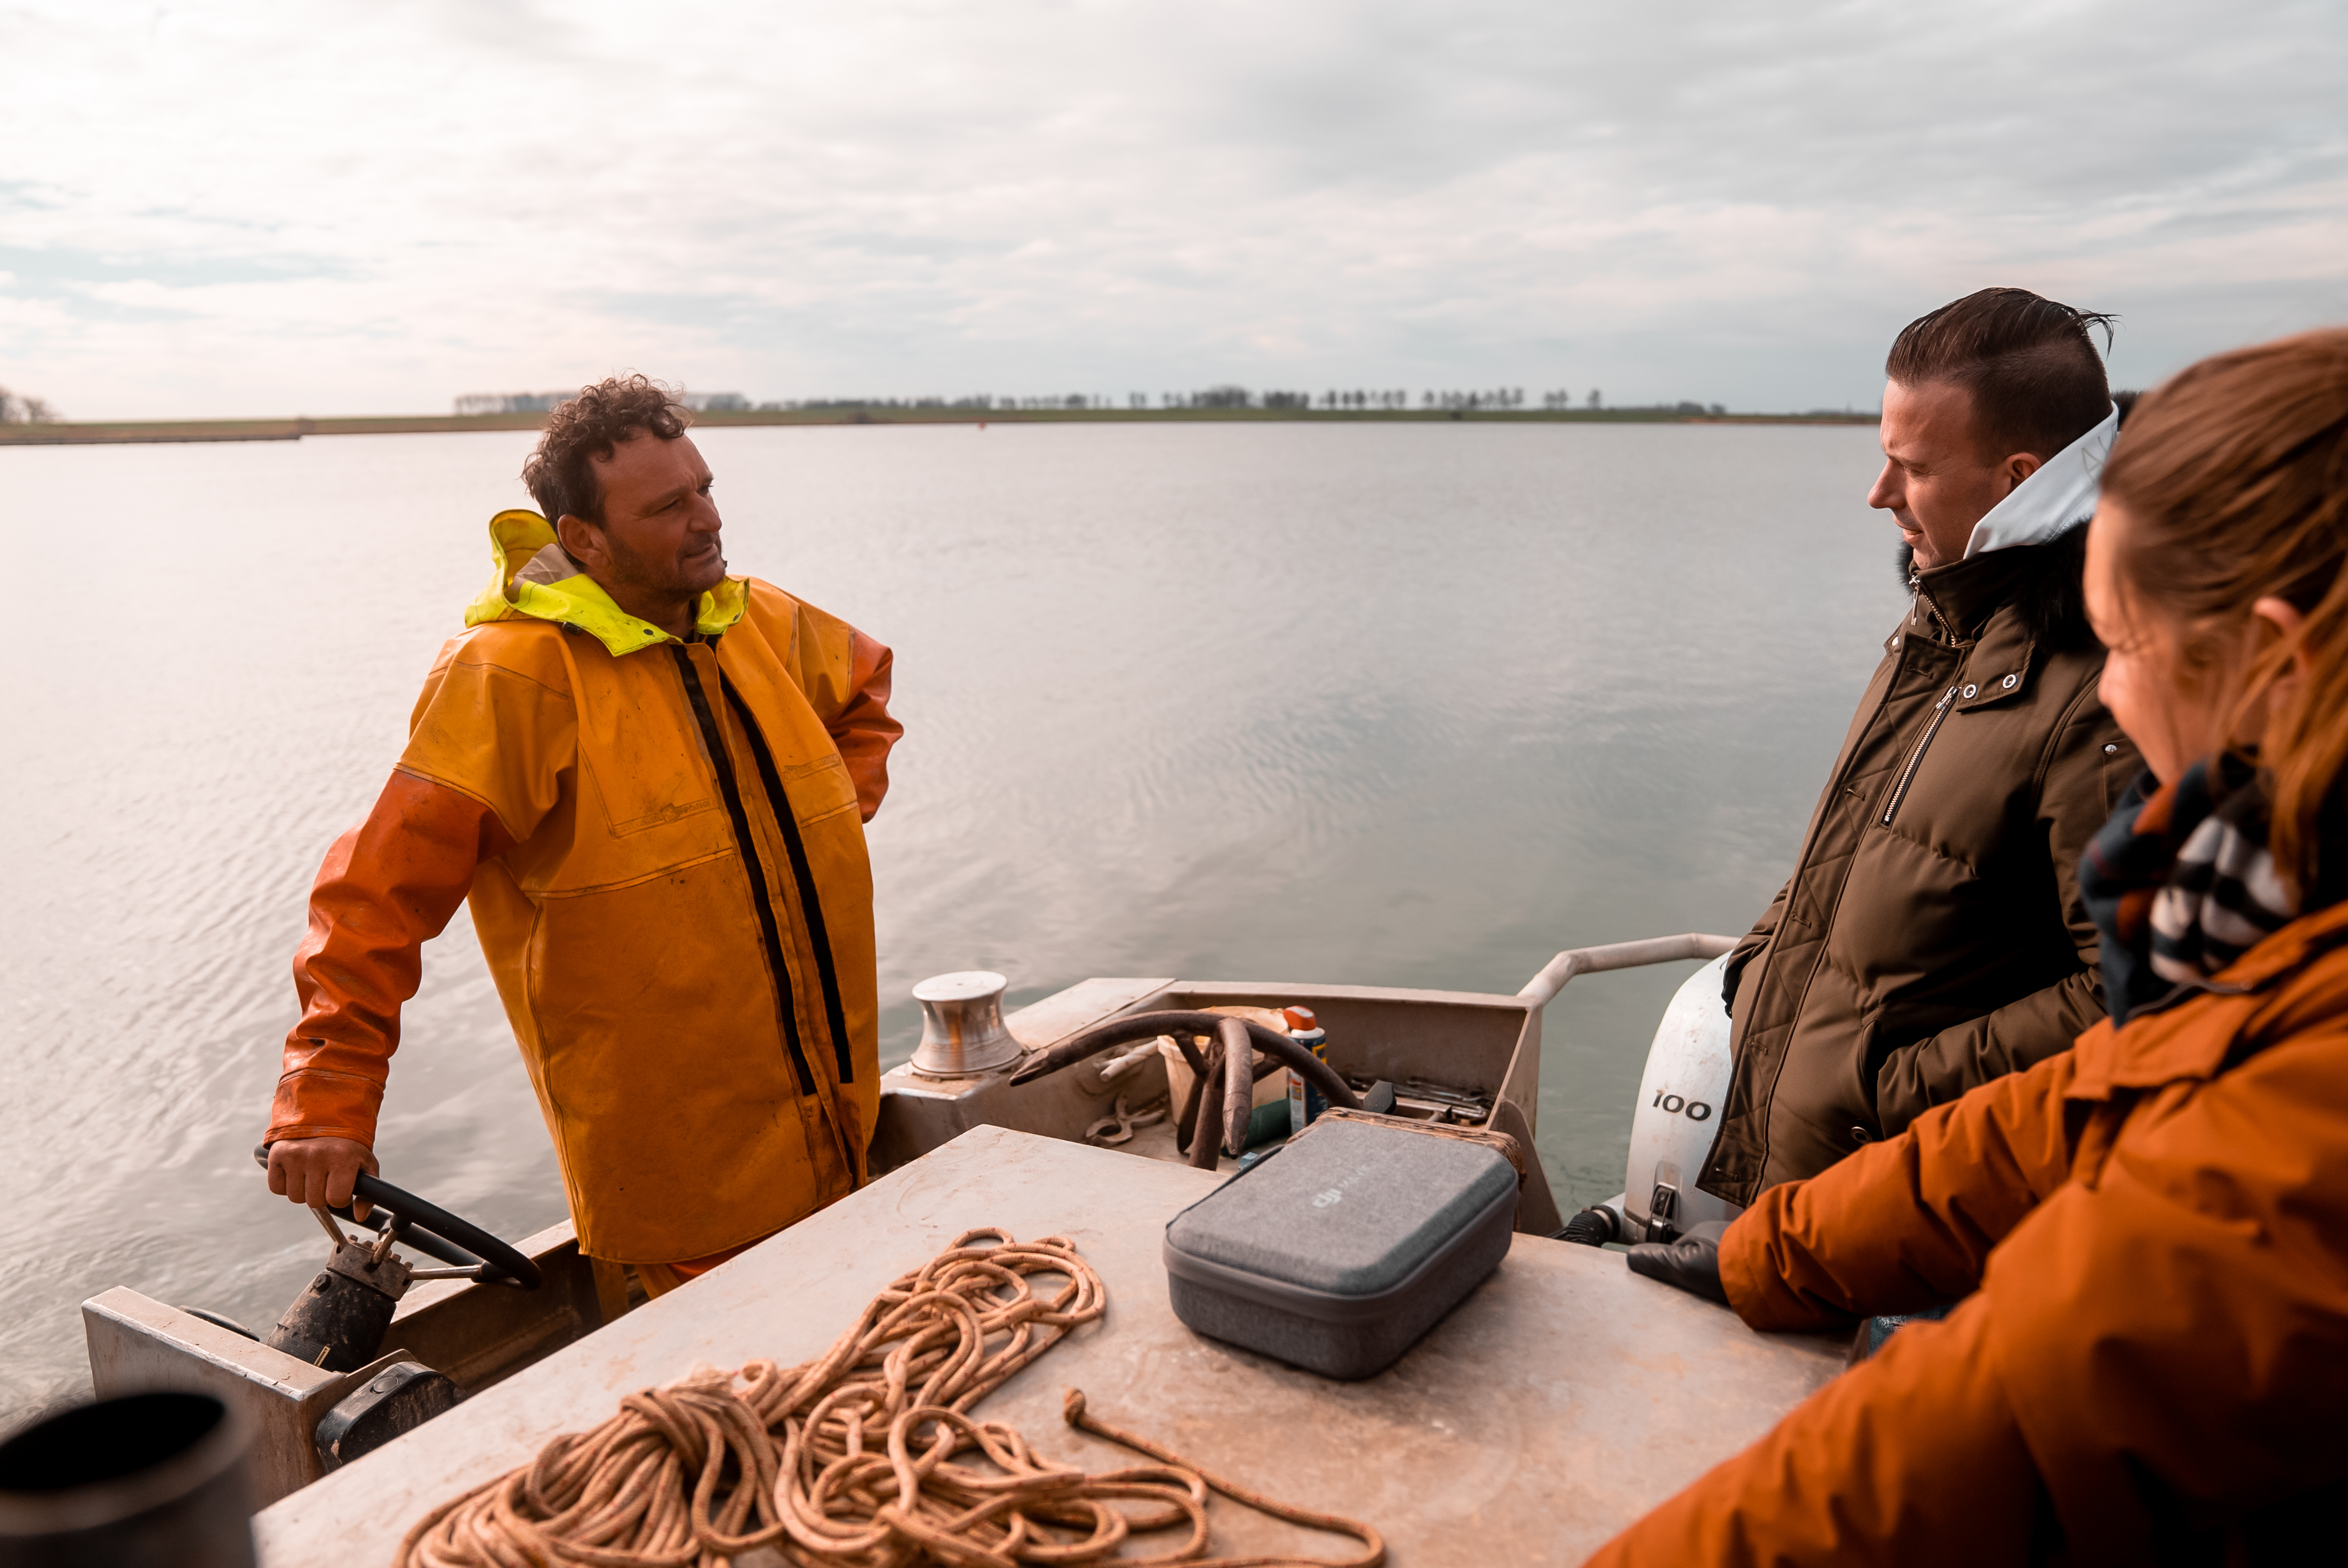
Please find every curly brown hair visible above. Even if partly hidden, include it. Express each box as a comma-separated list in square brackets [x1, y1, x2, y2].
[521, 375, 693, 526]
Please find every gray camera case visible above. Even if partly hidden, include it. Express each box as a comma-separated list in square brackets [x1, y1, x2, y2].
[1162, 1116, 1517, 1379]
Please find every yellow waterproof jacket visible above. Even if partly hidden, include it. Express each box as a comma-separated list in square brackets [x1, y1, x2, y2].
[266, 512, 902, 1263]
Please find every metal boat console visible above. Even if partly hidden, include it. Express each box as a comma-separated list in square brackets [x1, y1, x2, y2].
[82, 931, 1742, 1513]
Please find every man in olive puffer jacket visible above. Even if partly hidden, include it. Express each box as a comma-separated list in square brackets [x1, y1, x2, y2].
[1697, 288, 2142, 1208]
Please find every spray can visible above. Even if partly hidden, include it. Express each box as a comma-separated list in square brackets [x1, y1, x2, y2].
[1284, 1006, 1330, 1134]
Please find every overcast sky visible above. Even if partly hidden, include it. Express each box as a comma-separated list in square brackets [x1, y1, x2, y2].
[4, 0, 2343, 419]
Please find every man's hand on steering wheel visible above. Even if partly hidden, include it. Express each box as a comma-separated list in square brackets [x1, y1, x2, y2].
[253, 1141, 542, 1287]
[267, 1136, 378, 1221]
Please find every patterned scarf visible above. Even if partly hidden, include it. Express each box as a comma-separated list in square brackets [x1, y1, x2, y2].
[2079, 753, 2298, 1026]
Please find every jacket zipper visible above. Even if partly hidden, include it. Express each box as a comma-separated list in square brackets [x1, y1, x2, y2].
[669, 645, 819, 1096]
[1881, 685, 1960, 827]
[722, 680, 856, 1086]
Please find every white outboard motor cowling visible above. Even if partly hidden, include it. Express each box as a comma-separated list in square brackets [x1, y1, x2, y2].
[1619, 953, 1742, 1241]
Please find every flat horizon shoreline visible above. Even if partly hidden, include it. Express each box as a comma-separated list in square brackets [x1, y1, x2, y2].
[0, 405, 1879, 447]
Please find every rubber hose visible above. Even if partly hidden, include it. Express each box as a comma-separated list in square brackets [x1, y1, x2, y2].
[1554, 1207, 1619, 1247]
[1009, 1010, 1360, 1113]
[1218, 1018, 1253, 1158]
[1189, 1043, 1227, 1171]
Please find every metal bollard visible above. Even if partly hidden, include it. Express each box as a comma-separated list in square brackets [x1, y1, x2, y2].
[910, 971, 1024, 1076]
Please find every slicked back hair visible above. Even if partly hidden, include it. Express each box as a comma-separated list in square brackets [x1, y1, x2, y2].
[521, 375, 693, 529]
[1886, 288, 2116, 462]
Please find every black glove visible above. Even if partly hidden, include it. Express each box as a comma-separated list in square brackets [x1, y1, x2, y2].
[1626, 1220, 1733, 1307]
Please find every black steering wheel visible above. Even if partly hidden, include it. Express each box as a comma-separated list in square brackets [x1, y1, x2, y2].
[254, 1145, 542, 1289]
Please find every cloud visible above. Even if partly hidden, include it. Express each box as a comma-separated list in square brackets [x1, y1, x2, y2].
[1, 0, 2342, 417]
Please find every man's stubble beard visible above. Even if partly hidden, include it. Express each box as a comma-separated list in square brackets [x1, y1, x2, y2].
[613, 535, 724, 602]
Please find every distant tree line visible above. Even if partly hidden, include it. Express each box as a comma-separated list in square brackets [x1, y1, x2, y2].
[742, 388, 1739, 414]
[1134, 387, 1734, 414]
[760, 394, 1108, 412]
[448, 385, 1742, 418]
[454, 391, 574, 415]
[0, 385, 59, 422]
[455, 390, 753, 415]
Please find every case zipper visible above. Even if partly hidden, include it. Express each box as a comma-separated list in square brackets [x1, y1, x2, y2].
[1881, 685, 1960, 827]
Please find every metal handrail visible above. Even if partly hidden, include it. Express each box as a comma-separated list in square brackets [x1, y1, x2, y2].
[1515, 932, 1738, 1010]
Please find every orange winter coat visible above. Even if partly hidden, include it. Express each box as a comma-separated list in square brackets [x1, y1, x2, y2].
[1588, 898, 2348, 1567]
[266, 512, 902, 1264]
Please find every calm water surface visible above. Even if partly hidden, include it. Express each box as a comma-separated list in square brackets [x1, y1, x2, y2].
[0, 420, 1898, 1420]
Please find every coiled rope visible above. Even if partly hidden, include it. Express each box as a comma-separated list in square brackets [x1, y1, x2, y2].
[395, 1228, 1383, 1567]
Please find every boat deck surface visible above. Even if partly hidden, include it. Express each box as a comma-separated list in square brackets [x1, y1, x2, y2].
[253, 1126, 1845, 1564]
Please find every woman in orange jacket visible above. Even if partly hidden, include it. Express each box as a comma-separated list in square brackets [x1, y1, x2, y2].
[1594, 327, 2348, 1566]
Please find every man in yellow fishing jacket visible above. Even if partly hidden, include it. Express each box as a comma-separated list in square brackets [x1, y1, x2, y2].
[261, 376, 902, 1293]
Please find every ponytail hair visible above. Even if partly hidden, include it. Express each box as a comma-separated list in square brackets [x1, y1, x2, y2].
[2100, 327, 2348, 900]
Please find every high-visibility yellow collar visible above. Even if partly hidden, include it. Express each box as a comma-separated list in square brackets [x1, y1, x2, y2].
[462, 510, 747, 655]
